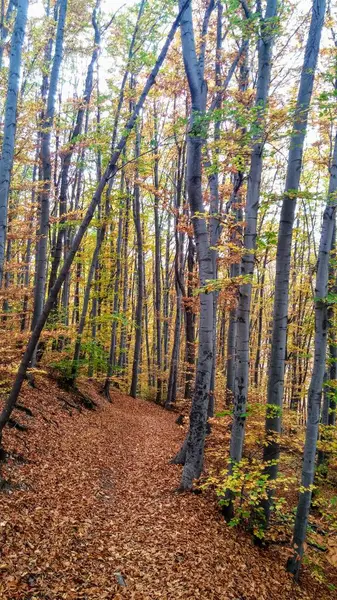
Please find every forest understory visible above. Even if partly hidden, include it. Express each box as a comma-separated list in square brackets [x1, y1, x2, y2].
[0, 372, 337, 600]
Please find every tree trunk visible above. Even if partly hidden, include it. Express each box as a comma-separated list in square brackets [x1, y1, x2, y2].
[287, 130, 337, 580]
[184, 236, 195, 399]
[130, 128, 143, 399]
[178, 0, 215, 490]
[263, 0, 325, 525]
[118, 191, 130, 376]
[223, 0, 277, 519]
[166, 287, 182, 409]
[153, 104, 162, 403]
[104, 196, 124, 398]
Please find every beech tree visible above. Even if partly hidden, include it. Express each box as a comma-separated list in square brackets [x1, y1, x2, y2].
[287, 127, 337, 579]
[262, 0, 326, 524]
[223, 0, 278, 519]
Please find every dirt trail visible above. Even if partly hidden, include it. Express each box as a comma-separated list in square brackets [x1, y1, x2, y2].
[0, 378, 332, 599]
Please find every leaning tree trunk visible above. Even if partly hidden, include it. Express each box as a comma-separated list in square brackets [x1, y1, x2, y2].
[262, 0, 326, 525]
[0, 0, 28, 287]
[287, 129, 337, 580]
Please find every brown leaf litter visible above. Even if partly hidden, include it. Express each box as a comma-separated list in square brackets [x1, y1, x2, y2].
[0, 375, 335, 599]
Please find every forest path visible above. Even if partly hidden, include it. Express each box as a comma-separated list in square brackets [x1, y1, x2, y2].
[0, 378, 326, 599]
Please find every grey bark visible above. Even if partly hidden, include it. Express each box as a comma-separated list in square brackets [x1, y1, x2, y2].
[263, 0, 326, 524]
[287, 129, 337, 580]
[225, 43, 249, 402]
[166, 152, 185, 409]
[118, 190, 130, 375]
[208, 0, 222, 418]
[184, 235, 195, 399]
[130, 127, 143, 399]
[163, 210, 171, 372]
[166, 287, 182, 409]
[223, 0, 278, 519]
[153, 103, 162, 403]
[178, 0, 215, 490]
[104, 208, 123, 389]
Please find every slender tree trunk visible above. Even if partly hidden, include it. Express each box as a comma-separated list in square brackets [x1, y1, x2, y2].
[207, 0, 223, 419]
[103, 195, 124, 398]
[21, 157, 39, 331]
[263, 0, 325, 525]
[184, 236, 195, 399]
[166, 159, 184, 408]
[118, 192, 130, 376]
[166, 286, 182, 409]
[163, 211, 171, 373]
[153, 104, 162, 403]
[225, 43, 249, 400]
[287, 130, 337, 580]
[223, 0, 278, 519]
[254, 246, 268, 386]
[130, 127, 144, 398]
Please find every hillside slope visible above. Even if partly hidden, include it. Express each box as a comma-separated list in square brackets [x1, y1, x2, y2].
[0, 376, 334, 599]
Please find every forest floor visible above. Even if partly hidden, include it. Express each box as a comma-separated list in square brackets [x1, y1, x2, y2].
[0, 374, 336, 599]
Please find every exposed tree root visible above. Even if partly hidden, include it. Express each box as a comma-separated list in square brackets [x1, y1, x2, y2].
[15, 403, 33, 417]
[26, 372, 37, 388]
[170, 436, 187, 465]
[7, 418, 28, 432]
[101, 380, 113, 403]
